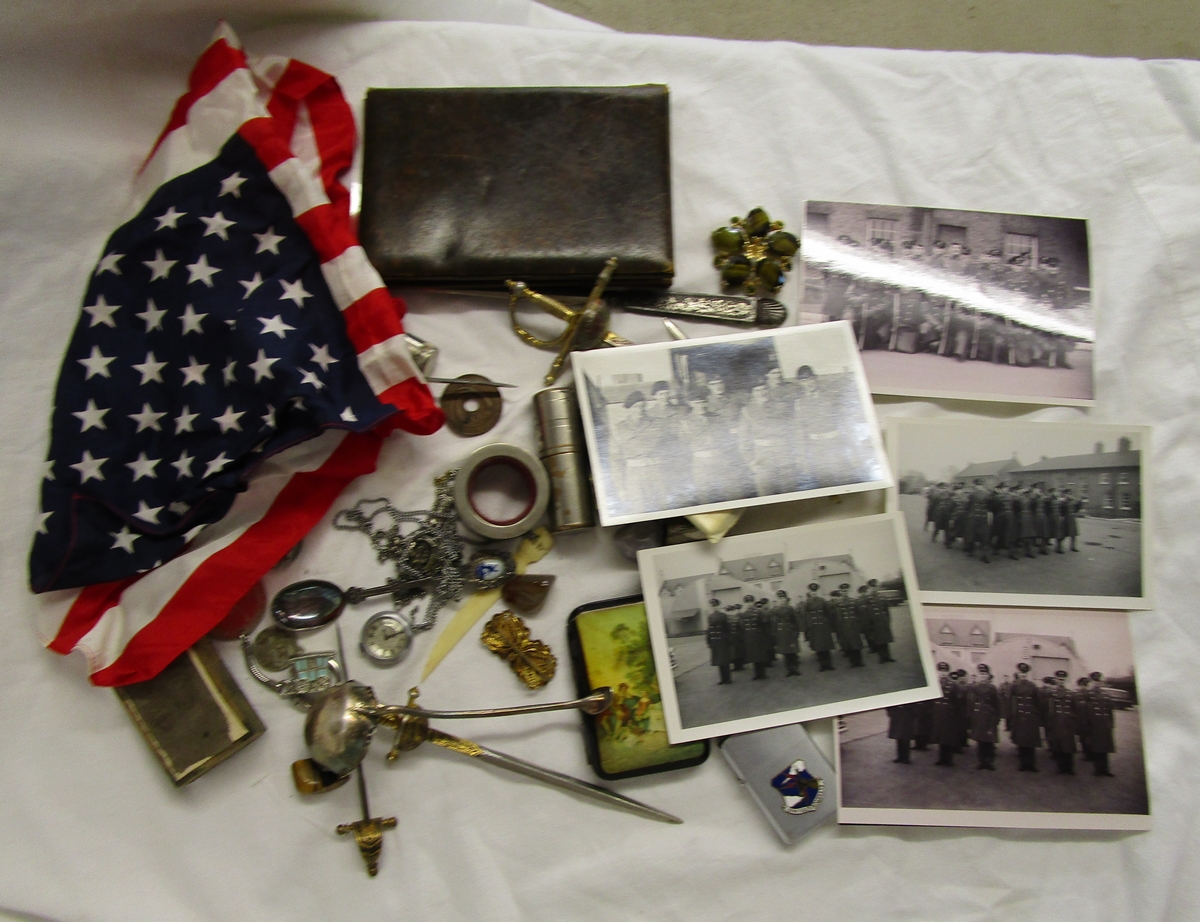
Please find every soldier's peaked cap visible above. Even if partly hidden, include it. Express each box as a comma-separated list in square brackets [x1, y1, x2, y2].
[937, 662, 949, 671]
[1055, 669, 1069, 678]
[839, 582, 850, 589]
[868, 578, 878, 586]
[776, 590, 788, 597]
[808, 583, 820, 591]
[1090, 671, 1103, 680]
[1016, 662, 1030, 673]
[743, 594, 755, 602]
[977, 663, 991, 673]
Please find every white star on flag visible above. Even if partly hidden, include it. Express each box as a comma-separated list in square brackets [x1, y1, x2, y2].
[132, 501, 164, 525]
[154, 207, 186, 230]
[279, 278, 312, 307]
[180, 357, 209, 386]
[248, 349, 279, 382]
[239, 272, 264, 299]
[84, 295, 120, 328]
[223, 360, 237, 384]
[110, 526, 138, 554]
[261, 405, 277, 428]
[36, 511, 51, 535]
[136, 299, 167, 332]
[143, 249, 176, 281]
[259, 314, 295, 338]
[340, 407, 358, 422]
[203, 452, 232, 479]
[300, 369, 326, 391]
[171, 450, 195, 478]
[180, 303, 207, 335]
[200, 211, 236, 240]
[72, 399, 109, 432]
[129, 403, 166, 432]
[126, 452, 161, 481]
[167, 501, 189, 516]
[219, 172, 248, 197]
[95, 252, 124, 276]
[78, 345, 116, 380]
[131, 352, 167, 384]
[174, 406, 198, 434]
[309, 343, 338, 371]
[253, 227, 284, 254]
[213, 405, 245, 434]
[70, 449, 107, 483]
[186, 253, 220, 287]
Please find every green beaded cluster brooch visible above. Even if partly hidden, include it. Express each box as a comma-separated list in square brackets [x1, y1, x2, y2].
[711, 207, 799, 295]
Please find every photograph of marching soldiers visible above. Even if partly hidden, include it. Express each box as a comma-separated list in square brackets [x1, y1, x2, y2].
[575, 323, 890, 526]
[837, 607, 1149, 830]
[800, 201, 1094, 405]
[888, 418, 1148, 607]
[640, 514, 937, 744]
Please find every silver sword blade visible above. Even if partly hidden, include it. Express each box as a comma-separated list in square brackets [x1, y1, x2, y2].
[426, 729, 682, 825]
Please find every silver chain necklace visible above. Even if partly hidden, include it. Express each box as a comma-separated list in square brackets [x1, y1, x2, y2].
[331, 470, 463, 631]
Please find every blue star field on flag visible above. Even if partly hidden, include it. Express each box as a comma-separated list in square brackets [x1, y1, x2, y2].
[31, 133, 396, 592]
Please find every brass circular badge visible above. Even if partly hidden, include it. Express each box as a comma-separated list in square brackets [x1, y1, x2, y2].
[439, 374, 503, 437]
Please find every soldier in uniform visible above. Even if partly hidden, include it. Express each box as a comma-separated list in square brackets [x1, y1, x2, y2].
[741, 601, 771, 680]
[931, 662, 960, 766]
[1080, 671, 1117, 777]
[964, 478, 992, 562]
[803, 583, 836, 671]
[1059, 489, 1081, 553]
[705, 603, 733, 685]
[865, 579, 895, 663]
[991, 483, 1017, 560]
[728, 604, 746, 672]
[886, 703, 918, 765]
[952, 670, 971, 753]
[1017, 486, 1038, 558]
[1031, 482, 1050, 555]
[832, 583, 865, 667]
[967, 663, 1001, 770]
[754, 597, 778, 665]
[1007, 662, 1043, 772]
[771, 589, 802, 676]
[1040, 670, 1078, 775]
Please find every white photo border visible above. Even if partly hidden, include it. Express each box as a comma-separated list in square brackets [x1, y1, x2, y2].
[572, 320, 893, 527]
[885, 417, 1152, 610]
[638, 511, 938, 745]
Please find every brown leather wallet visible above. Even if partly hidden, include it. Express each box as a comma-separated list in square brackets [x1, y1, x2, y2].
[358, 85, 674, 292]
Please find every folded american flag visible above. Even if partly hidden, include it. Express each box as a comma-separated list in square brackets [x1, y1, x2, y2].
[30, 23, 442, 685]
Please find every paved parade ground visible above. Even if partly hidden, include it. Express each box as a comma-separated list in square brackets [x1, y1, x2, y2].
[899, 493, 1143, 599]
[839, 706, 1149, 815]
[669, 603, 928, 730]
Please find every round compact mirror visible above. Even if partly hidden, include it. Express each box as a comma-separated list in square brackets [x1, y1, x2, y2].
[360, 610, 414, 666]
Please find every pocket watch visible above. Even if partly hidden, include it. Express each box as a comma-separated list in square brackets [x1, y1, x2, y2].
[360, 610, 415, 666]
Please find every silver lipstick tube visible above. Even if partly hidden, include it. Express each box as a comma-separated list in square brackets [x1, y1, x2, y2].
[533, 387, 595, 532]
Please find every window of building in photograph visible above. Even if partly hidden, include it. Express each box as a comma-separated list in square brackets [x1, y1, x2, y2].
[1104, 490, 1114, 510]
[807, 211, 830, 234]
[937, 224, 967, 247]
[1003, 232, 1039, 265]
[866, 218, 899, 247]
[1100, 472, 1111, 484]
[1118, 472, 1130, 485]
[1120, 491, 1132, 511]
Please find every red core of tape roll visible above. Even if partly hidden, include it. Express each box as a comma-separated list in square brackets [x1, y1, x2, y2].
[467, 456, 538, 527]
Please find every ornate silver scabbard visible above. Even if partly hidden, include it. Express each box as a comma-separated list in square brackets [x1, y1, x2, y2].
[605, 291, 787, 327]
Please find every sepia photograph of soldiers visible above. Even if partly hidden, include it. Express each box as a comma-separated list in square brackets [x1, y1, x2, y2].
[836, 607, 1149, 830]
[800, 201, 1093, 406]
[575, 322, 891, 526]
[640, 513, 938, 744]
[888, 418, 1148, 607]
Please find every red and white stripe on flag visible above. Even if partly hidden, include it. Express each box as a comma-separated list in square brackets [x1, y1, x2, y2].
[41, 23, 442, 686]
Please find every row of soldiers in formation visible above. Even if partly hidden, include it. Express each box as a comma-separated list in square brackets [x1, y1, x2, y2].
[705, 581, 895, 684]
[886, 661, 1118, 775]
[924, 478, 1082, 562]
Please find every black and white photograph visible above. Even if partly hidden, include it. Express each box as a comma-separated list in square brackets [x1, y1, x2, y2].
[888, 418, 1150, 609]
[800, 201, 1094, 406]
[638, 513, 938, 744]
[836, 606, 1150, 831]
[572, 322, 891, 527]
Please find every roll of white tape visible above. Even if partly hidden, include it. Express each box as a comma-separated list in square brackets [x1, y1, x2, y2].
[453, 443, 551, 540]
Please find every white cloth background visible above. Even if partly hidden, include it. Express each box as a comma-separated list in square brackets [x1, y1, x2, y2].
[1, 4, 1199, 920]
